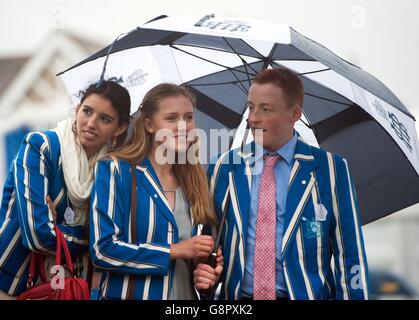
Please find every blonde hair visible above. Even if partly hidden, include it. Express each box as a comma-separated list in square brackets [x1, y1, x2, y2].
[109, 83, 216, 226]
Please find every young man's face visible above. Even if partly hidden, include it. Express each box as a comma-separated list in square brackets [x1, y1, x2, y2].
[247, 82, 301, 152]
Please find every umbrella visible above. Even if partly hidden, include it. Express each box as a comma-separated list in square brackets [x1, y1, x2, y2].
[57, 14, 419, 224]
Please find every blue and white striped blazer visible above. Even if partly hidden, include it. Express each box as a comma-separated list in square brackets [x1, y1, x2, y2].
[208, 137, 369, 300]
[0, 131, 88, 295]
[90, 158, 200, 300]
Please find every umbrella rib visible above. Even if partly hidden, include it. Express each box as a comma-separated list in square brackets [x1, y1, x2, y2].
[98, 28, 138, 84]
[172, 42, 263, 59]
[222, 37, 259, 74]
[189, 79, 252, 96]
[222, 37, 255, 90]
[185, 75, 251, 94]
[305, 92, 354, 107]
[187, 78, 250, 95]
[170, 45, 255, 93]
[271, 61, 354, 108]
[272, 61, 331, 77]
[263, 43, 278, 70]
[299, 114, 313, 129]
[272, 60, 331, 76]
[188, 79, 253, 86]
[299, 68, 331, 76]
[170, 45, 256, 76]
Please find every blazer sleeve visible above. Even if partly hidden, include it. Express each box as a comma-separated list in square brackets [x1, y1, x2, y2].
[90, 160, 171, 276]
[330, 155, 369, 300]
[14, 132, 87, 255]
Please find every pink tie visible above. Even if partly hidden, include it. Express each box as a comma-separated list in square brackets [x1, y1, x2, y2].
[253, 154, 281, 300]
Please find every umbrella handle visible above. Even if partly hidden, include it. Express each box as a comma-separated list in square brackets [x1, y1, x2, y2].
[199, 194, 230, 300]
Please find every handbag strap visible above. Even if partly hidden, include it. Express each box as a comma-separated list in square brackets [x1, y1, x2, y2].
[54, 225, 75, 276]
[127, 164, 137, 299]
[27, 252, 47, 287]
[26, 226, 73, 288]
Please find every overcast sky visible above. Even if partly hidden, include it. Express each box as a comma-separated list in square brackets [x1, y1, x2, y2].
[1, 0, 418, 121]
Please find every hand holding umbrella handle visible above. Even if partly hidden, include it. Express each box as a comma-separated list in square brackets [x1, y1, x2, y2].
[199, 195, 230, 299]
[198, 252, 218, 299]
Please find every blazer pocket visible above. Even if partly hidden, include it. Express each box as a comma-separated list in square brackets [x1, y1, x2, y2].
[297, 222, 326, 250]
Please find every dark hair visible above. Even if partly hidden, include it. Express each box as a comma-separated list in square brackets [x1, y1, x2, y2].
[79, 80, 131, 147]
[253, 68, 304, 109]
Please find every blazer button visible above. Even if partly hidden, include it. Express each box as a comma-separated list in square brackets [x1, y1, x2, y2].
[154, 194, 158, 198]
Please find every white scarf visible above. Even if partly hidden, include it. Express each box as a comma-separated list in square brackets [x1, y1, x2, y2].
[54, 118, 107, 226]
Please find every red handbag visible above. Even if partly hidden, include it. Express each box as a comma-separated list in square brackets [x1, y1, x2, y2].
[17, 225, 90, 300]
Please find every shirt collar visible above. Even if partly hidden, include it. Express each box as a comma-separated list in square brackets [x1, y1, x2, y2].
[254, 131, 298, 165]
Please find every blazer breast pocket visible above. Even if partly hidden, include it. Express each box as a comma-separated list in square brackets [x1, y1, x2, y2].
[298, 219, 328, 250]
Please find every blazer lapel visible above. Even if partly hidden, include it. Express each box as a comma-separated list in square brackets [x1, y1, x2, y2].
[136, 158, 177, 227]
[281, 138, 318, 258]
[229, 153, 252, 240]
[228, 149, 253, 276]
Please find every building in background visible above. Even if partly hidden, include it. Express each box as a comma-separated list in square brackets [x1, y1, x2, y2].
[0, 30, 103, 196]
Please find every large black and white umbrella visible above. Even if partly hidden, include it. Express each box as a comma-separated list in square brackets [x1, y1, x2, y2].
[58, 15, 419, 224]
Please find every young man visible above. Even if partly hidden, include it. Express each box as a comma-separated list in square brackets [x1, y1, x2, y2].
[194, 68, 369, 300]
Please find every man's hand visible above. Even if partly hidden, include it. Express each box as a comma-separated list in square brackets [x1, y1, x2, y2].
[193, 248, 223, 290]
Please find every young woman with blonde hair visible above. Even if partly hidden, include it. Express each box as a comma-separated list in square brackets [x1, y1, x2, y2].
[90, 83, 222, 300]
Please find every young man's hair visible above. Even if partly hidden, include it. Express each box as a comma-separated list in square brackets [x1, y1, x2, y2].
[253, 68, 304, 108]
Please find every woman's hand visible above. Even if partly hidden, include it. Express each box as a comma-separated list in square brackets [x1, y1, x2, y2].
[170, 235, 214, 260]
[46, 195, 57, 223]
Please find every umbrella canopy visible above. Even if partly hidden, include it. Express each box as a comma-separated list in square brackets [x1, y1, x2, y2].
[58, 14, 419, 224]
